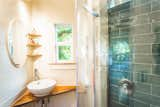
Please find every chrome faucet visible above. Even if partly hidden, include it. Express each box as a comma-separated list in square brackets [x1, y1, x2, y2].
[34, 68, 40, 80]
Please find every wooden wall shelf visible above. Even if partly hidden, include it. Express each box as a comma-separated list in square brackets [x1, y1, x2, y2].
[11, 86, 76, 107]
[27, 54, 42, 57]
[27, 44, 42, 48]
[26, 32, 42, 61]
[27, 33, 41, 39]
[27, 54, 42, 61]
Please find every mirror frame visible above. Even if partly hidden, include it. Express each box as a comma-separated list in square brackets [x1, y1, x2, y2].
[6, 34, 21, 68]
[6, 19, 27, 68]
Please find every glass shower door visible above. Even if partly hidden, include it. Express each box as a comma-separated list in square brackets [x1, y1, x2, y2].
[108, 0, 160, 107]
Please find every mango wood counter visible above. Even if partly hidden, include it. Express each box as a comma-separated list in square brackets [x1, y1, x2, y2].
[12, 86, 76, 107]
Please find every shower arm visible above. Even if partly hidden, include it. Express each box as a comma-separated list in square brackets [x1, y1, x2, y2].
[83, 4, 100, 17]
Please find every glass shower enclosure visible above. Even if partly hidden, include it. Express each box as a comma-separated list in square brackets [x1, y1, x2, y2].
[108, 0, 160, 107]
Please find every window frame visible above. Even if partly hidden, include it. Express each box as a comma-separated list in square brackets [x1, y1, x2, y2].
[54, 24, 74, 63]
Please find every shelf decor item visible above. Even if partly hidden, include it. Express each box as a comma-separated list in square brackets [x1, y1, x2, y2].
[26, 29, 42, 61]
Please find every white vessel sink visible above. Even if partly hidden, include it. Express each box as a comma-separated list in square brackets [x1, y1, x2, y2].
[27, 79, 56, 97]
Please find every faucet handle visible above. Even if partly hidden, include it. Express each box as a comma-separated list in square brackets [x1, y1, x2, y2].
[119, 79, 134, 96]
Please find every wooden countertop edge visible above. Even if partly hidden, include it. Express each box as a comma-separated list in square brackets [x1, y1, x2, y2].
[11, 88, 28, 107]
[11, 86, 76, 107]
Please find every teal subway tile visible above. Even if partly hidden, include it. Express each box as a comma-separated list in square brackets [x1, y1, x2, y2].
[133, 14, 150, 25]
[129, 99, 150, 107]
[134, 55, 152, 64]
[151, 95, 160, 106]
[110, 101, 128, 107]
[133, 34, 152, 44]
[152, 85, 160, 96]
[150, 11, 160, 22]
[132, 3, 151, 15]
[133, 64, 151, 74]
[133, 72, 150, 83]
[152, 64, 160, 75]
[131, 24, 151, 35]
[133, 44, 151, 54]
[152, 22, 160, 33]
[133, 0, 151, 6]
[134, 82, 151, 94]
[133, 92, 151, 104]
[151, 105, 160, 107]
[120, 9, 132, 19]
[152, 0, 160, 12]
[153, 33, 160, 43]
[152, 55, 160, 64]
[152, 44, 160, 55]
[119, 27, 130, 36]
[149, 75, 160, 85]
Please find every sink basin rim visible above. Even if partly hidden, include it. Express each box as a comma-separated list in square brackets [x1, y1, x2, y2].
[27, 79, 56, 97]
[27, 79, 56, 90]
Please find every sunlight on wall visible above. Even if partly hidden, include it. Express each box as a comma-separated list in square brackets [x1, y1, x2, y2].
[0, 0, 32, 106]
[32, 16, 54, 74]
[18, 1, 30, 24]
[31, 0, 76, 85]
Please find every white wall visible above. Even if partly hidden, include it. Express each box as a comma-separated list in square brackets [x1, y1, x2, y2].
[0, 0, 32, 107]
[32, 0, 76, 85]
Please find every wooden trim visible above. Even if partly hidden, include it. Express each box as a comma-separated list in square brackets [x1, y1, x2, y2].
[48, 62, 76, 65]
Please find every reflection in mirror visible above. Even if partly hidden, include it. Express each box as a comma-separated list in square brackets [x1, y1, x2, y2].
[7, 19, 27, 68]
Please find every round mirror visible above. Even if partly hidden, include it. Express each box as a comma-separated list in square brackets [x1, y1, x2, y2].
[7, 19, 27, 68]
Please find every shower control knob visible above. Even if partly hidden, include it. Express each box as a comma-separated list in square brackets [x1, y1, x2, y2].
[119, 79, 134, 96]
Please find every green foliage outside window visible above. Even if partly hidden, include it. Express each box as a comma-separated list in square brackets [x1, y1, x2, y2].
[56, 25, 72, 42]
[58, 46, 71, 61]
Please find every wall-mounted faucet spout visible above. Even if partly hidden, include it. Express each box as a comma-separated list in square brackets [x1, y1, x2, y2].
[34, 68, 40, 80]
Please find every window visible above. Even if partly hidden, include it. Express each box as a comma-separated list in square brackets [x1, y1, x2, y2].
[55, 24, 73, 63]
